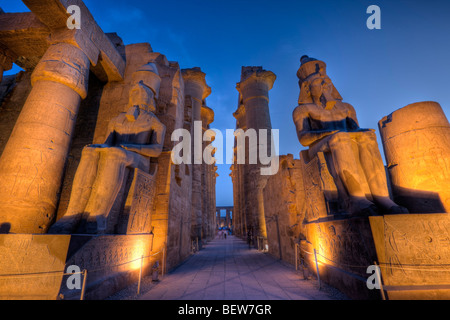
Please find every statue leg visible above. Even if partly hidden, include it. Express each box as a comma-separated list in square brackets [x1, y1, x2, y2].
[357, 132, 409, 214]
[80, 147, 150, 233]
[327, 132, 378, 215]
[48, 147, 100, 233]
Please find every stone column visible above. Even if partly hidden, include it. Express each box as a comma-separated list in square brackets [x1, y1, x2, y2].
[236, 67, 276, 239]
[201, 104, 214, 240]
[182, 68, 211, 244]
[232, 104, 247, 237]
[379, 101, 450, 213]
[0, 41, 90, 233]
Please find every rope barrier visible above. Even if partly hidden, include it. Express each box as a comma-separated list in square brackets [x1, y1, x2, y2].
[297, 245, 450, 272]
[0, 250, 163, 279]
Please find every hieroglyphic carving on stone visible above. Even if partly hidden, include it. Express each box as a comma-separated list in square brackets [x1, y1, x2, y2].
[370, 214, 450, 287]
[307, 218, 376, 277]
[0, 235, 71, 299]
[301, 152, 329, 221]
[118, 168, 157, 234]
[379, 102, 450, 213]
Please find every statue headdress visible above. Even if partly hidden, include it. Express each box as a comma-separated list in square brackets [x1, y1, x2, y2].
[297, 55, 342, 105]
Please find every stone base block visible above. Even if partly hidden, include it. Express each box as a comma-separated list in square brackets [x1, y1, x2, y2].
[369, 213, 450, 300]
[0, 233, 156, 300]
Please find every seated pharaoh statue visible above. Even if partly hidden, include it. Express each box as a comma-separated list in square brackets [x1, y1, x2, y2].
[293, 55, 408, 216]
[49, 63, 166, 234]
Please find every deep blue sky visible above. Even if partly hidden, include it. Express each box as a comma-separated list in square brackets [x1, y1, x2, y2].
[2, 0, 450, 207]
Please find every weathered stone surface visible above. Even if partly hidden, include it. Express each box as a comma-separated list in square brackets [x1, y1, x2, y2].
[0, 234, 71, 300]
[117, 168, 157, 235]
[23, 0, 125, 81]
[304, 217, 379, 300]
[379, 101, 450, 213]
[0, 12, 48, 71]
[0, 233, 155, 300]
[263, 154, 304, 264]
[370, 213, 450, 299]
[0, 72, 32, 157]
[0, 42, 90, 233]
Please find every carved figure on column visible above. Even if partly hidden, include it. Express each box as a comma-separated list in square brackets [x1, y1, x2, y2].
[293, 56, 408, 216]
[50, 63, 166, 234]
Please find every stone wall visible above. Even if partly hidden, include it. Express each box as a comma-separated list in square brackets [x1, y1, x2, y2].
[262, 154, 304, 265]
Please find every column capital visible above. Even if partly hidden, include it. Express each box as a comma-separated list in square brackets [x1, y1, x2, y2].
[182, 67, 211, 100]
[237, 66, 276, 98]
[201, 105, 215, 128]
[31, 42, 90, 99]
[22, 0, 125, 82]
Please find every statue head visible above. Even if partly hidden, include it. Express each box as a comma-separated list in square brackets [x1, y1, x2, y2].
[297, 55, 342, 108]
[126, 62, 161, 120]
[127, 81, 155, 121]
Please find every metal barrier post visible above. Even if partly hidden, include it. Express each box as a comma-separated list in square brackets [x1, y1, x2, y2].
[314, 249, 321, 290]
[162, 247, 166, 277]
[137, 255, 144, 295]
[295, 244, 298, 271]
[374, 261, 386, 300]
[80, 270, 87, 300]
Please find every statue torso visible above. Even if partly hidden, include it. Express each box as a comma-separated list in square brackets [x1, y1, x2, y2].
[111, 112, 157, 145]
[304, 101, 355, 131]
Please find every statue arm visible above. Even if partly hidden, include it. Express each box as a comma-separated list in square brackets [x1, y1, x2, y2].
[87, 121, 115, 148]
[345, 103, 360, 130]
[344, 103, 375, 133]
[293, 106, 338, 147]
[121, 120, 166, 158]
[103, 121, 116, 145]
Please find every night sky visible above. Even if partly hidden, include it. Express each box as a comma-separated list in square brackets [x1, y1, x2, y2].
[2, 0, 450, 207]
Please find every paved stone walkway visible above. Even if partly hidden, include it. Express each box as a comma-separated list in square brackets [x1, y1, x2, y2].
[137, 235, 348, 300]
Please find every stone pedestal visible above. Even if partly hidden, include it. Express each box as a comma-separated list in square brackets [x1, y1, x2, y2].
[370, 213, 450, 299]
[0, 42, 90, 233]
[117, 168, 157, 235]
[379, 101, 450, 213]
[0, 233, 154, 300]
[300, 150, 341, 220]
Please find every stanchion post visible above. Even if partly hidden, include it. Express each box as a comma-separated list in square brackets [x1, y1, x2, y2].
[80, 270, 87, 300]
[374, 261, 386, 300]
[295, 244, 298, 271]
[162, 247, 166, 277]
[137, 255, 144, 295]
[314, 249, 321, 290]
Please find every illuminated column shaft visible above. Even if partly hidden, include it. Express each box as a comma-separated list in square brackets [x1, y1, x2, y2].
[232, 104, 247, 237]
[237, 67, 276, 238]
[0, 42, 90, 233]
[201, 104, 214, 240]
[379, 101, 450, 213]
[182, 68, 211, 241]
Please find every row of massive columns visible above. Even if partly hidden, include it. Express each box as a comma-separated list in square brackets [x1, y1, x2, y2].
[231, 67, 276, 240]
[181, 68, 218, 245]
[216, 207, 233, 228]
